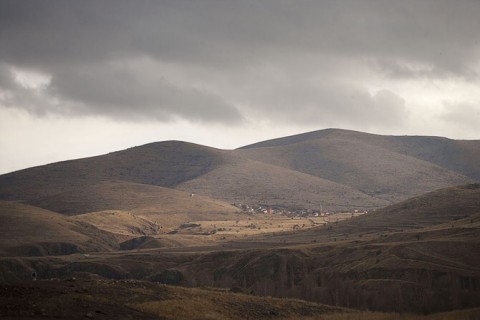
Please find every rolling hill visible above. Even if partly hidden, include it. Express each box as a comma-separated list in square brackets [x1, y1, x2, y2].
[26, 180, 237, 217]
[176, 157, 389, 210]
[0, 129, 479, 316]
[0, 200, 117, 256]
[1, 129, 478, 214]
[240, 128, 480, 182]
[238, 129, 476, 203]
[1, 183, 479, 313]
[0, 141, 227, 202]
[3, 183, 479, 312]
[254, 183, 480, 244]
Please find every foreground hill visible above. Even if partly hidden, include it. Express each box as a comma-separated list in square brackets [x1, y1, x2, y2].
[1, 279, 479, 320]
[0, 201, 117, 256]
[0, 279, 339, 319]
[27, 180, 237, 218]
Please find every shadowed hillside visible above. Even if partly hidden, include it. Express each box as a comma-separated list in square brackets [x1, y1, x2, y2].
[0, 279, 346, 320]
[1, 279, 479, 319]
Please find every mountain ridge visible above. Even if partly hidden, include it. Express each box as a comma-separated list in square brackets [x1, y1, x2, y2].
[0, 128, 478, 214]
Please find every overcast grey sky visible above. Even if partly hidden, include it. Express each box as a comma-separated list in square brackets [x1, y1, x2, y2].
[1, 0, 480, 174]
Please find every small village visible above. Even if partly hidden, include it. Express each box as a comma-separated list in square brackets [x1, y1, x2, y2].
[232, 203, 368, 218]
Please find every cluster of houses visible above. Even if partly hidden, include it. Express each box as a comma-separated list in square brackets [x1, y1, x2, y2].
[232, 203, 334, 217]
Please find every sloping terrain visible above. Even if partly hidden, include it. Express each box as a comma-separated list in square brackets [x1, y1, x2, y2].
[0, 129, 478, 213]
[27, 180, 237, 216]
[0, 279, 346, 320]
[0, 184, 479, 313]
[0, 201, 117, 256]
[0, 130, 479, 316]
[2, 210, 478, 313]
[176, 158, 389, 210]
[1, 279, 479, 320]
[0, 141, 227, 202]
[238, 129, 475, 202]
[240, 128, 480, 181]
[0, 182, 240, 258]
[250, 183, 480, 244]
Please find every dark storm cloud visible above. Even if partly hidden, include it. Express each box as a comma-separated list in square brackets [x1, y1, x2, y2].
[0, 0, 479, 124]
[3, 0, 479, 72]
[48, 63, 243, 122]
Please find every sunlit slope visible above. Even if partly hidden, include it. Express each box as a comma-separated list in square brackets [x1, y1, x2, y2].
[27, 180, 236, 216]
[0, 201, 116, 256]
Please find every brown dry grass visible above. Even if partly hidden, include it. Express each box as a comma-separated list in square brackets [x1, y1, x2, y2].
[238, 129, 475, 203]
[30, 180, 237, 217]
[177, 157, 389, 211]
[0, 200, 91, 255]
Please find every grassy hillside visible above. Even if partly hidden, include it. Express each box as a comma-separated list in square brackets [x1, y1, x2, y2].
[254, 183, 480, 244]
[3, 212, 478, 313]
[1, 184, 479, 313]
[0, 181, 240, 257]
[1, 129, 478, 212]
[0, 141, 227, 202]
[0, 201, 117, 256]
[177, 158, 389, 211]
[174, 200, 480, 313]
[240, 128, 480, 182]
[27, 180, 237, 216]
[238, 129, 474, 202]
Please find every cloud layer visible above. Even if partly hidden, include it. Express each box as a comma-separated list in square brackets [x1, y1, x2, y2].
[0, 0, 479, 130]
